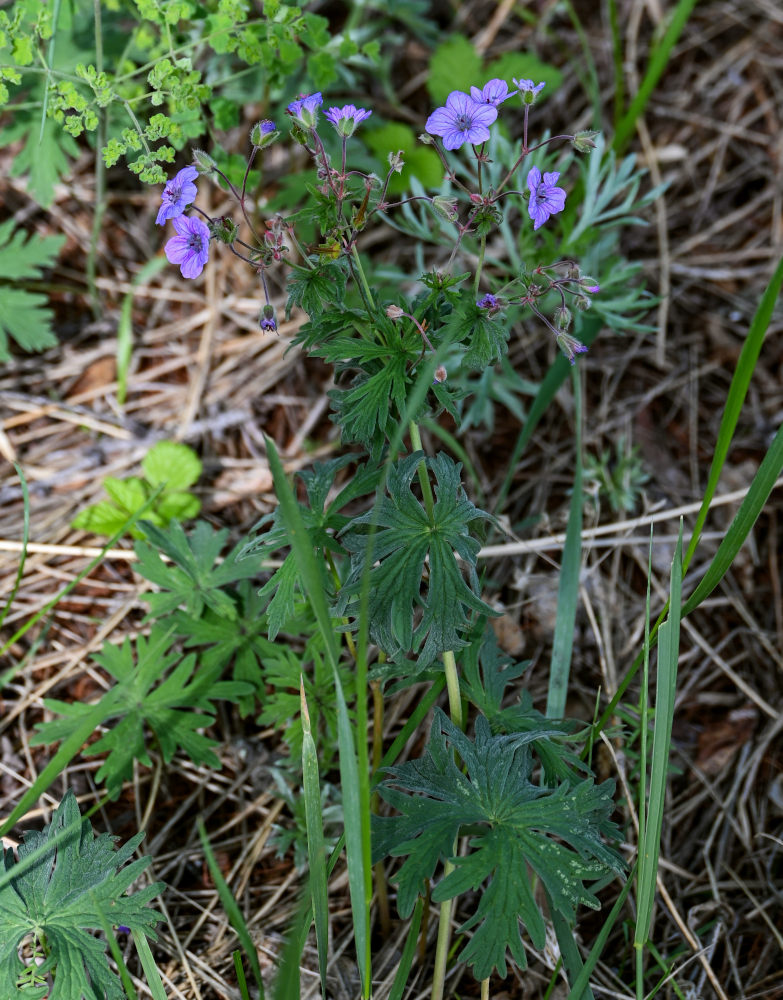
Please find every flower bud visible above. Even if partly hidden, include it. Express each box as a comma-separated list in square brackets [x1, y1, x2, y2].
[572, 130, 600, 153]
[434, 365, 448, 383]
[431, 195, 458, 222]
[388, 150, 405, 174]
[210, 217, 239, 244]
[579, 276, 600, 293]
[386, 304, 405, 320]
[575, 294, 591, 311]
[259, 303, 277, 332]
[553, 305, 572, 331]
[418, 132, 436, 145]
[556, 332, 588, 365]
[192, 148, 217, 175]
[250, 120, 279, 148]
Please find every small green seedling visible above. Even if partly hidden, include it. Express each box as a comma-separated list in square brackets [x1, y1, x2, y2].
[72, 440, 202, 539]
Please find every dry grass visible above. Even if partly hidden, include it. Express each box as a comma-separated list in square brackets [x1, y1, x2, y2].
[1, 1, 783, 997]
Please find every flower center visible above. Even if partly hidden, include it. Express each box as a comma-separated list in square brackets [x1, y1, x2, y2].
[454, 113, 472, 130]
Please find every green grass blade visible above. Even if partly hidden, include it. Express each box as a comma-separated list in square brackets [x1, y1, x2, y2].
[683, 253, 783, 575]
[266, 438, 372, 995]
[233, 950, 252, 1000]
[612, 0, 700, 152]
[592, 256, 783, 739]
[301, 681, 329, 998]
[547, 369, 583, 719]
[0, 486, 163, 681]
[635, 525, 682, 948]
[131, 930, 168, 1000]
[388, 896, 424, 1000]
[564, 868, 635, 1000]
[493, 315, 602, 516]
[0, 463, 30, 632]
[551, 905, 595, 1000]
[272, 890, 312, 1000]
[197, 818, 264, 999]
[0, 703, 109, 840]
[682, 421, 783, 614]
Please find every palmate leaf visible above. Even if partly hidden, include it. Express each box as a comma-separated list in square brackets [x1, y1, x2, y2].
[374, 710, 624, 981]
[134, 519, 258, 620]
[241, 455, 382, 639]
[32, 626, 253, 797]
[336, 452, 498, 666]
[0, 791, 163, 1000]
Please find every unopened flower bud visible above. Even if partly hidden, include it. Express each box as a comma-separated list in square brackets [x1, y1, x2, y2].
[192, 148, 217, 175]
[386, 304, 405, 320]
[259, 303, 277, 332]
[566, 265, 580, 279]
[250, 120, 279, 148]
[553, 305, 572, 331]
[418, 132, 436, 145]
[579, 276, 600, 293]
[572, 130, 600, 153]
[431, 195, 458, 222]
[434, 365, 448, 383]
[575, 294, 591, 311]
[210, 217, 239, 244]
[388, 150, 405, 174]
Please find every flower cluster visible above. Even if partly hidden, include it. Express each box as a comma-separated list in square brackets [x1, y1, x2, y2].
[155, 76, 595, 363]
[155, 165, 210, 279]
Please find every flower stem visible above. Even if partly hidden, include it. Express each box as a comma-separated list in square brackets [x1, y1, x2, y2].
[350, 245, 375, 310]
[473, 234, 486, 296]
[408, 421, 434, 520]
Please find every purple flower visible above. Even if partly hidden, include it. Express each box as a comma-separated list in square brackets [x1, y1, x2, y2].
[513, 78, 546, 102]
[425, 91, 498, 150]
[260, 120, 275, 134]
[324, 103, 372, 137]
[469, 79, 516, 107]
[476, 293, 499, 310]
[527, 167, 567, 230]
[164, 215, 211, 279]
[155, 166, 198, 226]
[556, 332, 588, 365]
[287, 92, 323, 128]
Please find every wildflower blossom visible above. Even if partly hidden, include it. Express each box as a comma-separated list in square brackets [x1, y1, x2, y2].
[527, 167, 567, 230]
[155, 166, 198, 226]
[164, 215, 210, 279]
[425, 91, 498, 150]
[469, 79, 516, 107]
[513, 78, 546, 103]
[476, 293, 499, 311]
[287, 92, 323, 128]
[324, 104, 372, 137]
[259, 304, 277, 332]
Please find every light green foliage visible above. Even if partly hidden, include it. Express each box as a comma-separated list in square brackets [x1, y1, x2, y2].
[426, 34, 562, 105]
[0, 218, 65, 360]
[134, 519, 258, 620]
[0, 790, 163, 999]
[336, 453, 498, 666]
[363, 122, 442, 194]
[373, 710, 624, 980]
[0, 0, 376, 201]
[72, 440, 202, 539]
[32, 626, 253, 796]
[584, 435, 650, 514]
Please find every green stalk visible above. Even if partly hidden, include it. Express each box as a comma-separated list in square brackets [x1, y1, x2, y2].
[351, 244, 375, 310]
[473, 235, 486, 295]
